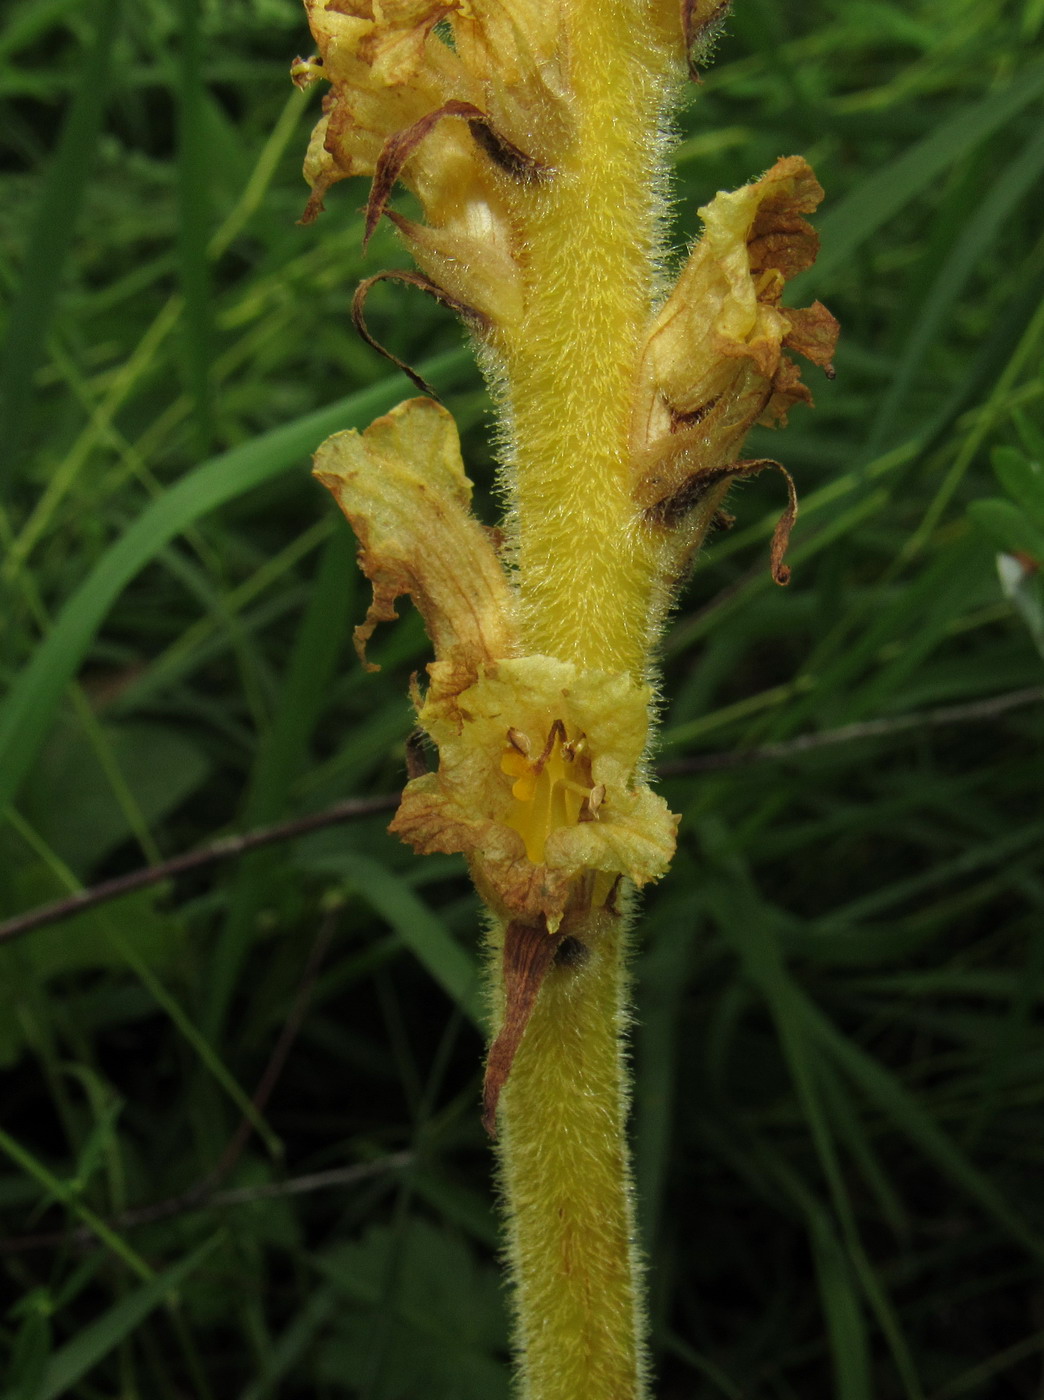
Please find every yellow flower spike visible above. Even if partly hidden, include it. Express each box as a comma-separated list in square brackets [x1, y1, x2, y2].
[299, 2, 836, 1395]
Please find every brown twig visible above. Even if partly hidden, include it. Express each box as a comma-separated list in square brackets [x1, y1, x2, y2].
[0, 793, 398, 945]
[0, 907, 397, 1257]
[210, 907, 340, 1185]
[0, 1153, 413, 1254]
[1, 686, 1040, 945]
[658, 684, 1044, 776]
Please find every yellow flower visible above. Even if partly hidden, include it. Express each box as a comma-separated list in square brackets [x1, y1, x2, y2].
[313, 400, 678, 941]
[632, 156, 840, 590]
[395, 656, 678, 930]
[295, 0, 564, 336]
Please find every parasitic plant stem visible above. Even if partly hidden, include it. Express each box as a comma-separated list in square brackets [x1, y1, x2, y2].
[505, 0, 677, 674]
[494, 907, 646, 1399]
[294, 0, 837, 1391]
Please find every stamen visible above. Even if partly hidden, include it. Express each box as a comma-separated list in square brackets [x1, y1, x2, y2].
[500, 720, 601, 864]
[534, 719, 567, 772]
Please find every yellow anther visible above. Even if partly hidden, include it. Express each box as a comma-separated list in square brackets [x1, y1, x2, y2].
[500, 721, 599, 864]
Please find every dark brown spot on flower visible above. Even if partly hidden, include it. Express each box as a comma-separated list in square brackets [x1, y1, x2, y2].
[467, 117, 546, 183]
[644, 457, 798, 584]
[643, 464, 737, 528]
[405, 729, 430, 780]
[669, 393, 721, 431]
[605, 875, 624, 916]
[554, 936, 590, 968]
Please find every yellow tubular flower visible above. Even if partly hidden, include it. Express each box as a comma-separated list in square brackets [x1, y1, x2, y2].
[297, 2, 837, 1396]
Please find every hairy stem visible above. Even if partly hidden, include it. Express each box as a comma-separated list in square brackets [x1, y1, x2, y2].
[493, 907, 646, 1400]
[502, 0, 680, 674]
[486, 6, 683, 1393]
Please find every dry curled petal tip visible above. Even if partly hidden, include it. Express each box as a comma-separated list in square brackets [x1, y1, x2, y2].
[351, 270, 488, 397]
[682, 0, 732, 79]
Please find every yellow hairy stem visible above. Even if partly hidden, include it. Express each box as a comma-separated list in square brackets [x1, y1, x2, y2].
[504, 2, 677, 675]
[492, 16, 677, 1383]
[494, 907, 646, 1400]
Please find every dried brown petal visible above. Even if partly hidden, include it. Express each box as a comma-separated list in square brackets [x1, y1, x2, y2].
[682, 0, 731, 79]
[783, 301, 840, 373]
[351, 269, 490, 396]
[481, 918, 564, 1136]
[365, 100, 486, 244]
[643, 456, 798, 583]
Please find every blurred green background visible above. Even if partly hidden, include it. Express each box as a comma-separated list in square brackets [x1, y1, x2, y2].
[2, 0, 1044, 1395]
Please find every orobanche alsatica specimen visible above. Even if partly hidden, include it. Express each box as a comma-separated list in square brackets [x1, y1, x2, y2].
[294, 1, 836, 1394]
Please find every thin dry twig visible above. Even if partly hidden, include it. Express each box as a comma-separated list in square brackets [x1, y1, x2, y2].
[0, 1153, 413, 1254]
[0, 793, 398, 945]
[657, 684, 1044, 776]
[1, 686, 1040, 945]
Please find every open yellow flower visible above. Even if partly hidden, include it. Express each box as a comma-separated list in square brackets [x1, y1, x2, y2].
[313, 399, 679, 945]
[396, 656, 678, 924]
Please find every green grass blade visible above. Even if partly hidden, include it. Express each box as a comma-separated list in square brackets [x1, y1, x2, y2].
[0, 350, 468, 813]
[634, 894, 699, 1253]
[811, 1218, 874, 1400]
[870, 126, 1044, 448]
[306, 851, 484, 1029]
[798, 58, 1044, 290]
[700, 820, 926, 1396]
[805, 999, 1044, 1261]
[35, 1235, 221, 1400]
[108, 928, 283, 1158]
[821, 821, 1044, 927]
[174, 0, 215, 454]
[5, 806, 283, 1155]
[237, 1285, 340, 1400]
[0, 0, 121, 481]
[205, 528, 357, 1039]
[0, 1122, 153, 1281]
